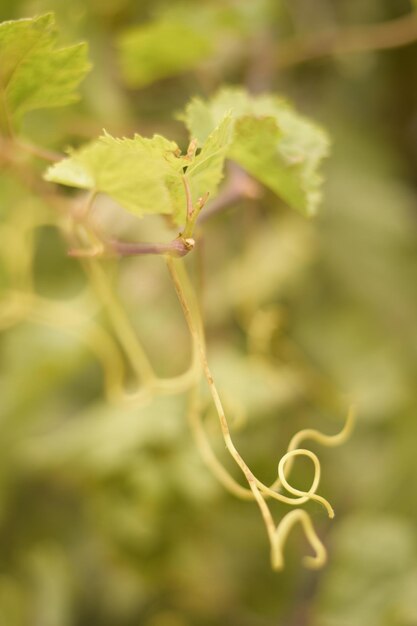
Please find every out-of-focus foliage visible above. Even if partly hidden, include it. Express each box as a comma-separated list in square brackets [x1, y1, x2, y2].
[182, 88, 330, 215]
[0, 13, 90, 131]
[1, 1, 417, 626]
[118, 20, 213, 87]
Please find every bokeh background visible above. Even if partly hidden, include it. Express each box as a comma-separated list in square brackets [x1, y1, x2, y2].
[1, 0, 417, 625]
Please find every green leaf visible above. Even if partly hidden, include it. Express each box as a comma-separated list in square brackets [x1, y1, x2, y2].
[45, 133, 188, 221]
[44, 119, 232, 224]
[181, 88, 330, 216]
[186, 113, 233, 207]
[117, 20, 212, 88]
[0, 13, 91, 132]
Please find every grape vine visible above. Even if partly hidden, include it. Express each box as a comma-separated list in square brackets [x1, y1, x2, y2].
[0, 13, 355, 571]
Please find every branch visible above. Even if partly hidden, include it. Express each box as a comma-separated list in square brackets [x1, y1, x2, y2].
[68, 235, 195, 259]
[276, 10, 417, 70]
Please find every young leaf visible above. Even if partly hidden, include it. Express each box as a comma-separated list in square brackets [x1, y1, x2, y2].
[181, 88, 330, 216]
[117, 20, 212, 87]
[44, 119, 232, 224]
[44, 133, 188, 221]
[185, 114, 233, 208]
[229, 116, 308, 213]
[0, 13, 90, 132]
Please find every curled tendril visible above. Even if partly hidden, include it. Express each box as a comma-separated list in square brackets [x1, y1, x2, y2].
[277, 448, 334, 518]
[167, 254, 356, 571]
[187, 396, 350, 568]
[271, 509, 327, 571]
[270, 405, 356, 494]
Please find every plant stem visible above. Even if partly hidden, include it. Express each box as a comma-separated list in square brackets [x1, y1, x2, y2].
[104, 237, 194, 258]
[165, 255, 333, 512]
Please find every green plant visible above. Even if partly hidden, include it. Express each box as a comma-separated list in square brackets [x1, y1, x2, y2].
[0, 12, 354, 572]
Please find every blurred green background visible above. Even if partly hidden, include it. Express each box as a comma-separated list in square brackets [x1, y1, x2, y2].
[1, 0, 417, 625]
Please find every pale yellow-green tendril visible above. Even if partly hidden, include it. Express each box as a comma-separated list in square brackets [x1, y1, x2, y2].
[166, 255, 354, 569]
[188, 389, 352, 507]
[167, 257, 329, 506]
[187, 385, 354, 567]
[270, 404, 356, 493]
[271, 509, 327, 570]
